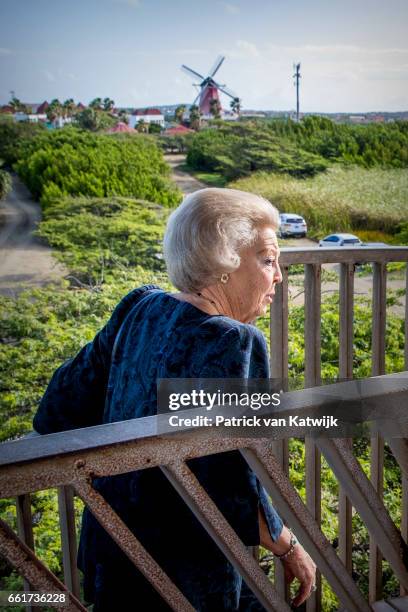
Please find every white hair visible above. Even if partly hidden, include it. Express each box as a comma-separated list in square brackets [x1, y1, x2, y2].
[163, 187, 279, 292]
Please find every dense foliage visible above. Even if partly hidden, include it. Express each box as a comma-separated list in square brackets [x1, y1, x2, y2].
[0, 169, 12, 199]
[0, 122, 45, 168]
[186, 123, 329, 180]
[37, 196, 169, 283]
[14, 127, 182, 207]
[267, 116, 408, 168]
[231, 166, 408, 236]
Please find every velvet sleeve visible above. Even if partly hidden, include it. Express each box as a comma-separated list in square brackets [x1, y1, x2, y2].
[188, 323, 283, 546]
[33, 284, 160, 434]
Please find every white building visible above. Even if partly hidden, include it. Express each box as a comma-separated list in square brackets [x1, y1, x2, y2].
[128, 108, 165, 129]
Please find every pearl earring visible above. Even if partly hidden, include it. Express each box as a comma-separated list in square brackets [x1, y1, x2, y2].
[220, 273, 229, 284]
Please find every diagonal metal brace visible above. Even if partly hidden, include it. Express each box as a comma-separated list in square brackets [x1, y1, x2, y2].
[242, 442, 371, 612]
[315, 437, 408, 589]
[162, 461, 291, 612]
[73, 477, 195, 612]
[0, 517, 86, 612]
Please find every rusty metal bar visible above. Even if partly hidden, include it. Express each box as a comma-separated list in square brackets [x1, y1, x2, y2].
[370, 262, 387, 603]
[278, 246, 408, 266]
[241, 444, 371, 612]
[315, 438, 408, 590]
[162, 461, 290, 612]
[338, 262, 355, 575]
[0, 517, 86, 611]
[304, 262, 322, 612]
[270, 264, 289, 600]
[16, 494, 34, 612]
[58, 486, 80, 599]
[73, 477, 195, 612]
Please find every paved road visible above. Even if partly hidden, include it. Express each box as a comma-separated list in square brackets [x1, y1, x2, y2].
[0, 174, 67, 296]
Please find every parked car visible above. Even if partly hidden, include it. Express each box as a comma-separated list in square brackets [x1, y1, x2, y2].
[279, 213, 307, 238]
[319, 233, 362, 247]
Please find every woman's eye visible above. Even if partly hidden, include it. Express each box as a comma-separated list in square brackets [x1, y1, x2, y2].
[264, 258, 276, 266]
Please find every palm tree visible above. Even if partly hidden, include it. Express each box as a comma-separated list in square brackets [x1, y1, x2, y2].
[189, 105, 201, 131]
[209, 98, 222, 119]
[136, 119, 148, 133]
[9, 97, 28, 113]
[47, 98, 63, 124]
[63, 98, 76, 119]
[103, 97, 115, 112]
[89, 97, 103, 110]
[230, 97, 241, 116]
[174, 105, 186, 124]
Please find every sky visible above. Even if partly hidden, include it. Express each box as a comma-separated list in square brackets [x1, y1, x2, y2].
[0, 0, 407, 113]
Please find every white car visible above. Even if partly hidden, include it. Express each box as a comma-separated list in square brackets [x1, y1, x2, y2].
[279, 214, 307, 238]
[319, 233, 362, 247]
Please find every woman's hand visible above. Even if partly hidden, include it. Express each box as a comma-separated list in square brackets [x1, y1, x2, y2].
[280, 543, 316, 607]
[258, 512, 316, 607]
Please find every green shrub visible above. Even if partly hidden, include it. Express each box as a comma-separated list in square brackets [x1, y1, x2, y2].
[186, 123, 328, 180]
[0, 122, 45, 168]
[36, 196, 169, 283]
[0, 169, 12, 199]
[15, 128, 182, 207]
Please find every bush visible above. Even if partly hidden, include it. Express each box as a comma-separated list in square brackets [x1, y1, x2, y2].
[186, 123, 328, 180]
[37, 196, 169, 283]
[15, 128, 182, 207]
[0, 122, 45, 168]
[0, 170, 12, 199]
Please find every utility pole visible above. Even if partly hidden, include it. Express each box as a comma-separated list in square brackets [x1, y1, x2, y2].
[293, 63, 301, 121]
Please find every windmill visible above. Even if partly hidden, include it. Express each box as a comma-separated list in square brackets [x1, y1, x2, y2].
[181, 55, 240, 117]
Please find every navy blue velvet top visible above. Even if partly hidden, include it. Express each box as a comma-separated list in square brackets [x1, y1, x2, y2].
[33, 285, 283, 611]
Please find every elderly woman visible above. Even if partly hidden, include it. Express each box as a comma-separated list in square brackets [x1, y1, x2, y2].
[33, 188, 316, 610]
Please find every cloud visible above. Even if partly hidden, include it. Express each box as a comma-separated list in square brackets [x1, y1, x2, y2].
[222, 2, 240, 14]
[0, 48, 12, 56]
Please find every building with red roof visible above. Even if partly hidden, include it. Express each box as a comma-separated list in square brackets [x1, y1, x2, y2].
[163, 125, 194, 136]
[129, 108, 164, 129]
[107, 122, 136, 133]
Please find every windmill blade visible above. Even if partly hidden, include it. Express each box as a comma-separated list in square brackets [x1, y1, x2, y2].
[191, 92, 201, 106]
[215, 84, 238, 99]
[181, 65, 205, 81]
[209, 55, 225, 78]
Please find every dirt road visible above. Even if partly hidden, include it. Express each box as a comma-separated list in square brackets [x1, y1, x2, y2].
[167, 155, 405, 316]
[165, 154, 207, 194]
[0, 174, 67, 297]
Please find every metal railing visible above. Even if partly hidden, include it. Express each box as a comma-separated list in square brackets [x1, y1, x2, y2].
[0, 246, 407, 611]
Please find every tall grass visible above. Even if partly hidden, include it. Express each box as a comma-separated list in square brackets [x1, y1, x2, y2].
[230, 166, 408, 237]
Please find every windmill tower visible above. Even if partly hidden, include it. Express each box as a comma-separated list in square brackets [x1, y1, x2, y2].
[181, 55, 240, 117]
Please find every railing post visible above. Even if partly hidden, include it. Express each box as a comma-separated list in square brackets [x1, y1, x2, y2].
[338, 263, 354, 574]
[304, 263, 322, 612]
[369, 262, 387, 603]
[270, 265, 289, 600]
[58, 485, 81, 599]
[401, 264, 408, 597]
[16, 494, 34, 612]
